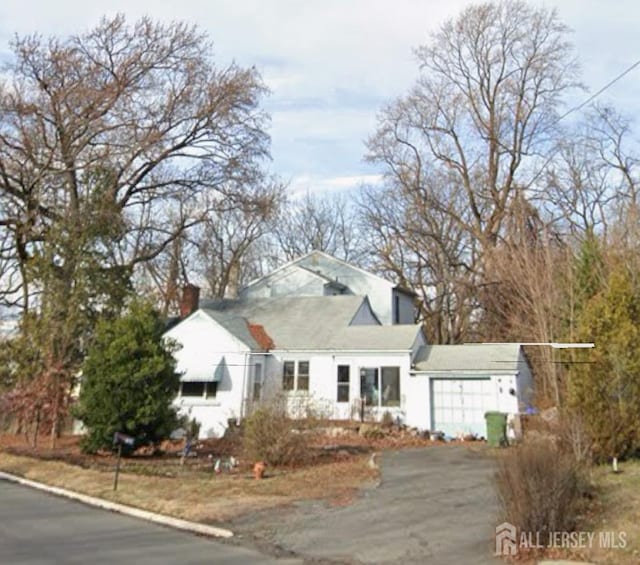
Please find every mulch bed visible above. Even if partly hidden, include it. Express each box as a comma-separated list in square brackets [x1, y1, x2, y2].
[0, 423, 467, 475]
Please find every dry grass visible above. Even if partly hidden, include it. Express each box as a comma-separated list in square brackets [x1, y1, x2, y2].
[0, 451, 378, 523]
[577, 460, 640, 564]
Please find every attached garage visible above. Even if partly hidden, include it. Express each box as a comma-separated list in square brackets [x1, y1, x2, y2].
[430, 377, 496, 438]
[411, 344, 534, 438]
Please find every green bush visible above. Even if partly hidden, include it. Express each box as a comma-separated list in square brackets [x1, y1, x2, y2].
[73, 301, 181, 454]
[242, 406, 308, 466]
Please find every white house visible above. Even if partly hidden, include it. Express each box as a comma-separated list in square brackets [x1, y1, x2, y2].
[165, 254, 534, 439]
[239, 251, 417, 325]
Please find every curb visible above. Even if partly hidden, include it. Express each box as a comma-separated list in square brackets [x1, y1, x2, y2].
[0, 471, 233, 539]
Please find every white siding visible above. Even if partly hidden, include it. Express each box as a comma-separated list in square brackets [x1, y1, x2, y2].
[240, 265, 327, 300]
[240, 253, 414, 326]
[408, 371, 524, 437]
[296, 254, 397, 325]
[164, 312, 251, 438]
[274, 352, 414, 423]
[403, 372, 431, 430]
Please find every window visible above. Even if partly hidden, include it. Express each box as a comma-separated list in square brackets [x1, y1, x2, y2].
[360, 366, 400, 407]
[180, 381, 217, 398]
[297, 361, 310, 391]
[360, 368, 379, 406]
[283, 361, 295, 391]
[337, 365, 350, 402]
[253, 364, 263, 401]
[282, 360, 310, 392]
[394, 294, 400, 324]
[381, 367, 400, 407]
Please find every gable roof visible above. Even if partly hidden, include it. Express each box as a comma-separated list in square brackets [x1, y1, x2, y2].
[242, 250, 398, 292]
[198, 310, 262, 350]
[412, 343, 525, 373]
[330, 324, 423, 351]
[296, 264, 349, 291]
[296, 249, 394, 285]
[201, 295, 377, 351]
[200, 296, 424, 352]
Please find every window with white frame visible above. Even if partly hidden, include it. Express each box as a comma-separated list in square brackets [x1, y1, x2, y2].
[359, 366, 400, 407]
[337, 365, 350, 402]
[297, 361, 309, 391]
[180, 381, 218, 398]
[282, 360, 310, 392]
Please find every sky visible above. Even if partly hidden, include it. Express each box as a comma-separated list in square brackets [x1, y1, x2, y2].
[0, 0, 638, 196]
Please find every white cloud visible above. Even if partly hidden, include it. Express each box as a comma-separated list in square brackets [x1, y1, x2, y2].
[0, 1, 639, 195]
[289, 173, 382, 196]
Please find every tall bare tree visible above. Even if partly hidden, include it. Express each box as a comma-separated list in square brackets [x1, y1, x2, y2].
[142, 177, 286, 309]
[359, 178, 476, 343]
[0, 15, 270, 442]
[365, 0, 580, 341]
[268, 191, 365, 266]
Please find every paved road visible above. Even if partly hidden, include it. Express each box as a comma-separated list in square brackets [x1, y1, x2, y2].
[0, 480, 301, 565]
[230, 445, 502, 564]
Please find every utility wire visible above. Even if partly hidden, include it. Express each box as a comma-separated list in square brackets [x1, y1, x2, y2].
[556, 57, 640, 123]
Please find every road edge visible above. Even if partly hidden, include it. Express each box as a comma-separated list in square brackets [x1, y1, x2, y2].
[0, 470, 234, 539]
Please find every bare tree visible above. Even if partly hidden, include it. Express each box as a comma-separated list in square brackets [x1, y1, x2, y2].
[359, 178, 476, 343]
[0, 15, 268, 313]
[365, 0, 580, 341]
[539, 105, 640, 241]
[481, 195, 571, 404]
[0, 15, 270, 442]
[268, 191, 366, 266]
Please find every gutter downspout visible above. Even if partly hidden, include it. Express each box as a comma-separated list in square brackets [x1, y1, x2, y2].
[240, 352, 250, 422]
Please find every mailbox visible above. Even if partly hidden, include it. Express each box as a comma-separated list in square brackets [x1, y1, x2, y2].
[113, 432, 135, 447]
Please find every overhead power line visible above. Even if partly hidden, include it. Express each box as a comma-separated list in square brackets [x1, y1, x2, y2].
[556, 57, 640, 123]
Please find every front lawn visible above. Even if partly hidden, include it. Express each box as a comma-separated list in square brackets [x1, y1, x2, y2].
[0, 448, 378, 523]
[578, 460, 640, 564]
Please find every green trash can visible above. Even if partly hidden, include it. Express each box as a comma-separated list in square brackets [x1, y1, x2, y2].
[485, 411, 507, 447]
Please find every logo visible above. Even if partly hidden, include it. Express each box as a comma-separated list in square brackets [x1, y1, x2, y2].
[495, 522, 517, 556]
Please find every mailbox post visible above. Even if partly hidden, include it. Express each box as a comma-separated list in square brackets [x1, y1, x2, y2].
[112, 432, 135, 491]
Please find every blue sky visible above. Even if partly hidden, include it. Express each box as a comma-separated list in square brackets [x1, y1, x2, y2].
[1, 0, 638, 195]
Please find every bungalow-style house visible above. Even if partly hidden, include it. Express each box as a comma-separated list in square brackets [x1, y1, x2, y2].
[164, 251, 533, 438]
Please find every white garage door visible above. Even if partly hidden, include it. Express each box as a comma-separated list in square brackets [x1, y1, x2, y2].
[431, 378, 496, 438]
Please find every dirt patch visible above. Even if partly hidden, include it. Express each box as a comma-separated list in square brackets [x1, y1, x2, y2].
[0, 448, 378, 523]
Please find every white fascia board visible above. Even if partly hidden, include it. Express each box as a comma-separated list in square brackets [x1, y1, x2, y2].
[309, 250, 396, 288]
[271, 348, 411, 354]
[410, 369, 517, 376]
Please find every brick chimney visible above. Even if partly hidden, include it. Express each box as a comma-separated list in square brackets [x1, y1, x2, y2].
[179, 284, 200, 318]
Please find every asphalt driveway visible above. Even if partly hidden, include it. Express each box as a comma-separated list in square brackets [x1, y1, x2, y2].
[230, 445, 501, 564]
